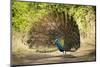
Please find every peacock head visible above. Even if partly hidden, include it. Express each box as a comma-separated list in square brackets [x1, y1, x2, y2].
[55, 37, 59, 43]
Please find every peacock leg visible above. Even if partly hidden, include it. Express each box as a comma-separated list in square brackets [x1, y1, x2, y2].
[65, 51, 66, 55]
[63, 51, 64, 54]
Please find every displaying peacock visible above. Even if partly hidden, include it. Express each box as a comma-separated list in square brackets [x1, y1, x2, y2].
[54, 12, 80, 55]
[27, 11, 80, 55]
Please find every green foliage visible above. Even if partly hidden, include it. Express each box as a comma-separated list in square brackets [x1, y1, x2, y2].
[12, 1, 73, 32]
[12, 1, 96, 40]
[12, 2, 48, 32]
[69, 5, 95, 33]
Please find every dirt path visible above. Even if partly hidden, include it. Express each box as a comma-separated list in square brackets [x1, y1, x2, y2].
[12, 42, 96, 65]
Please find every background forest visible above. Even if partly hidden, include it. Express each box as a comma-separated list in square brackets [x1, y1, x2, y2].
[12, 1, 96, 65]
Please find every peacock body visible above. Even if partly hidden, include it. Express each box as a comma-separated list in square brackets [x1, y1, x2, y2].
[55, 38, 64, 52]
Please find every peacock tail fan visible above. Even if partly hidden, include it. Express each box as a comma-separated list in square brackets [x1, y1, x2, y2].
[63, 14, 80, 52]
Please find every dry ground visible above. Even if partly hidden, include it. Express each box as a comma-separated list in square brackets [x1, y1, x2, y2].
[12, 42, 96, 66]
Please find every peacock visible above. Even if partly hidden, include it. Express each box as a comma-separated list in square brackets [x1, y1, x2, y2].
[54, 17, 80, 55]
[55, 38, 64, 52]
[54, 36, 80, 55]
[54, 37, 71, 55]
